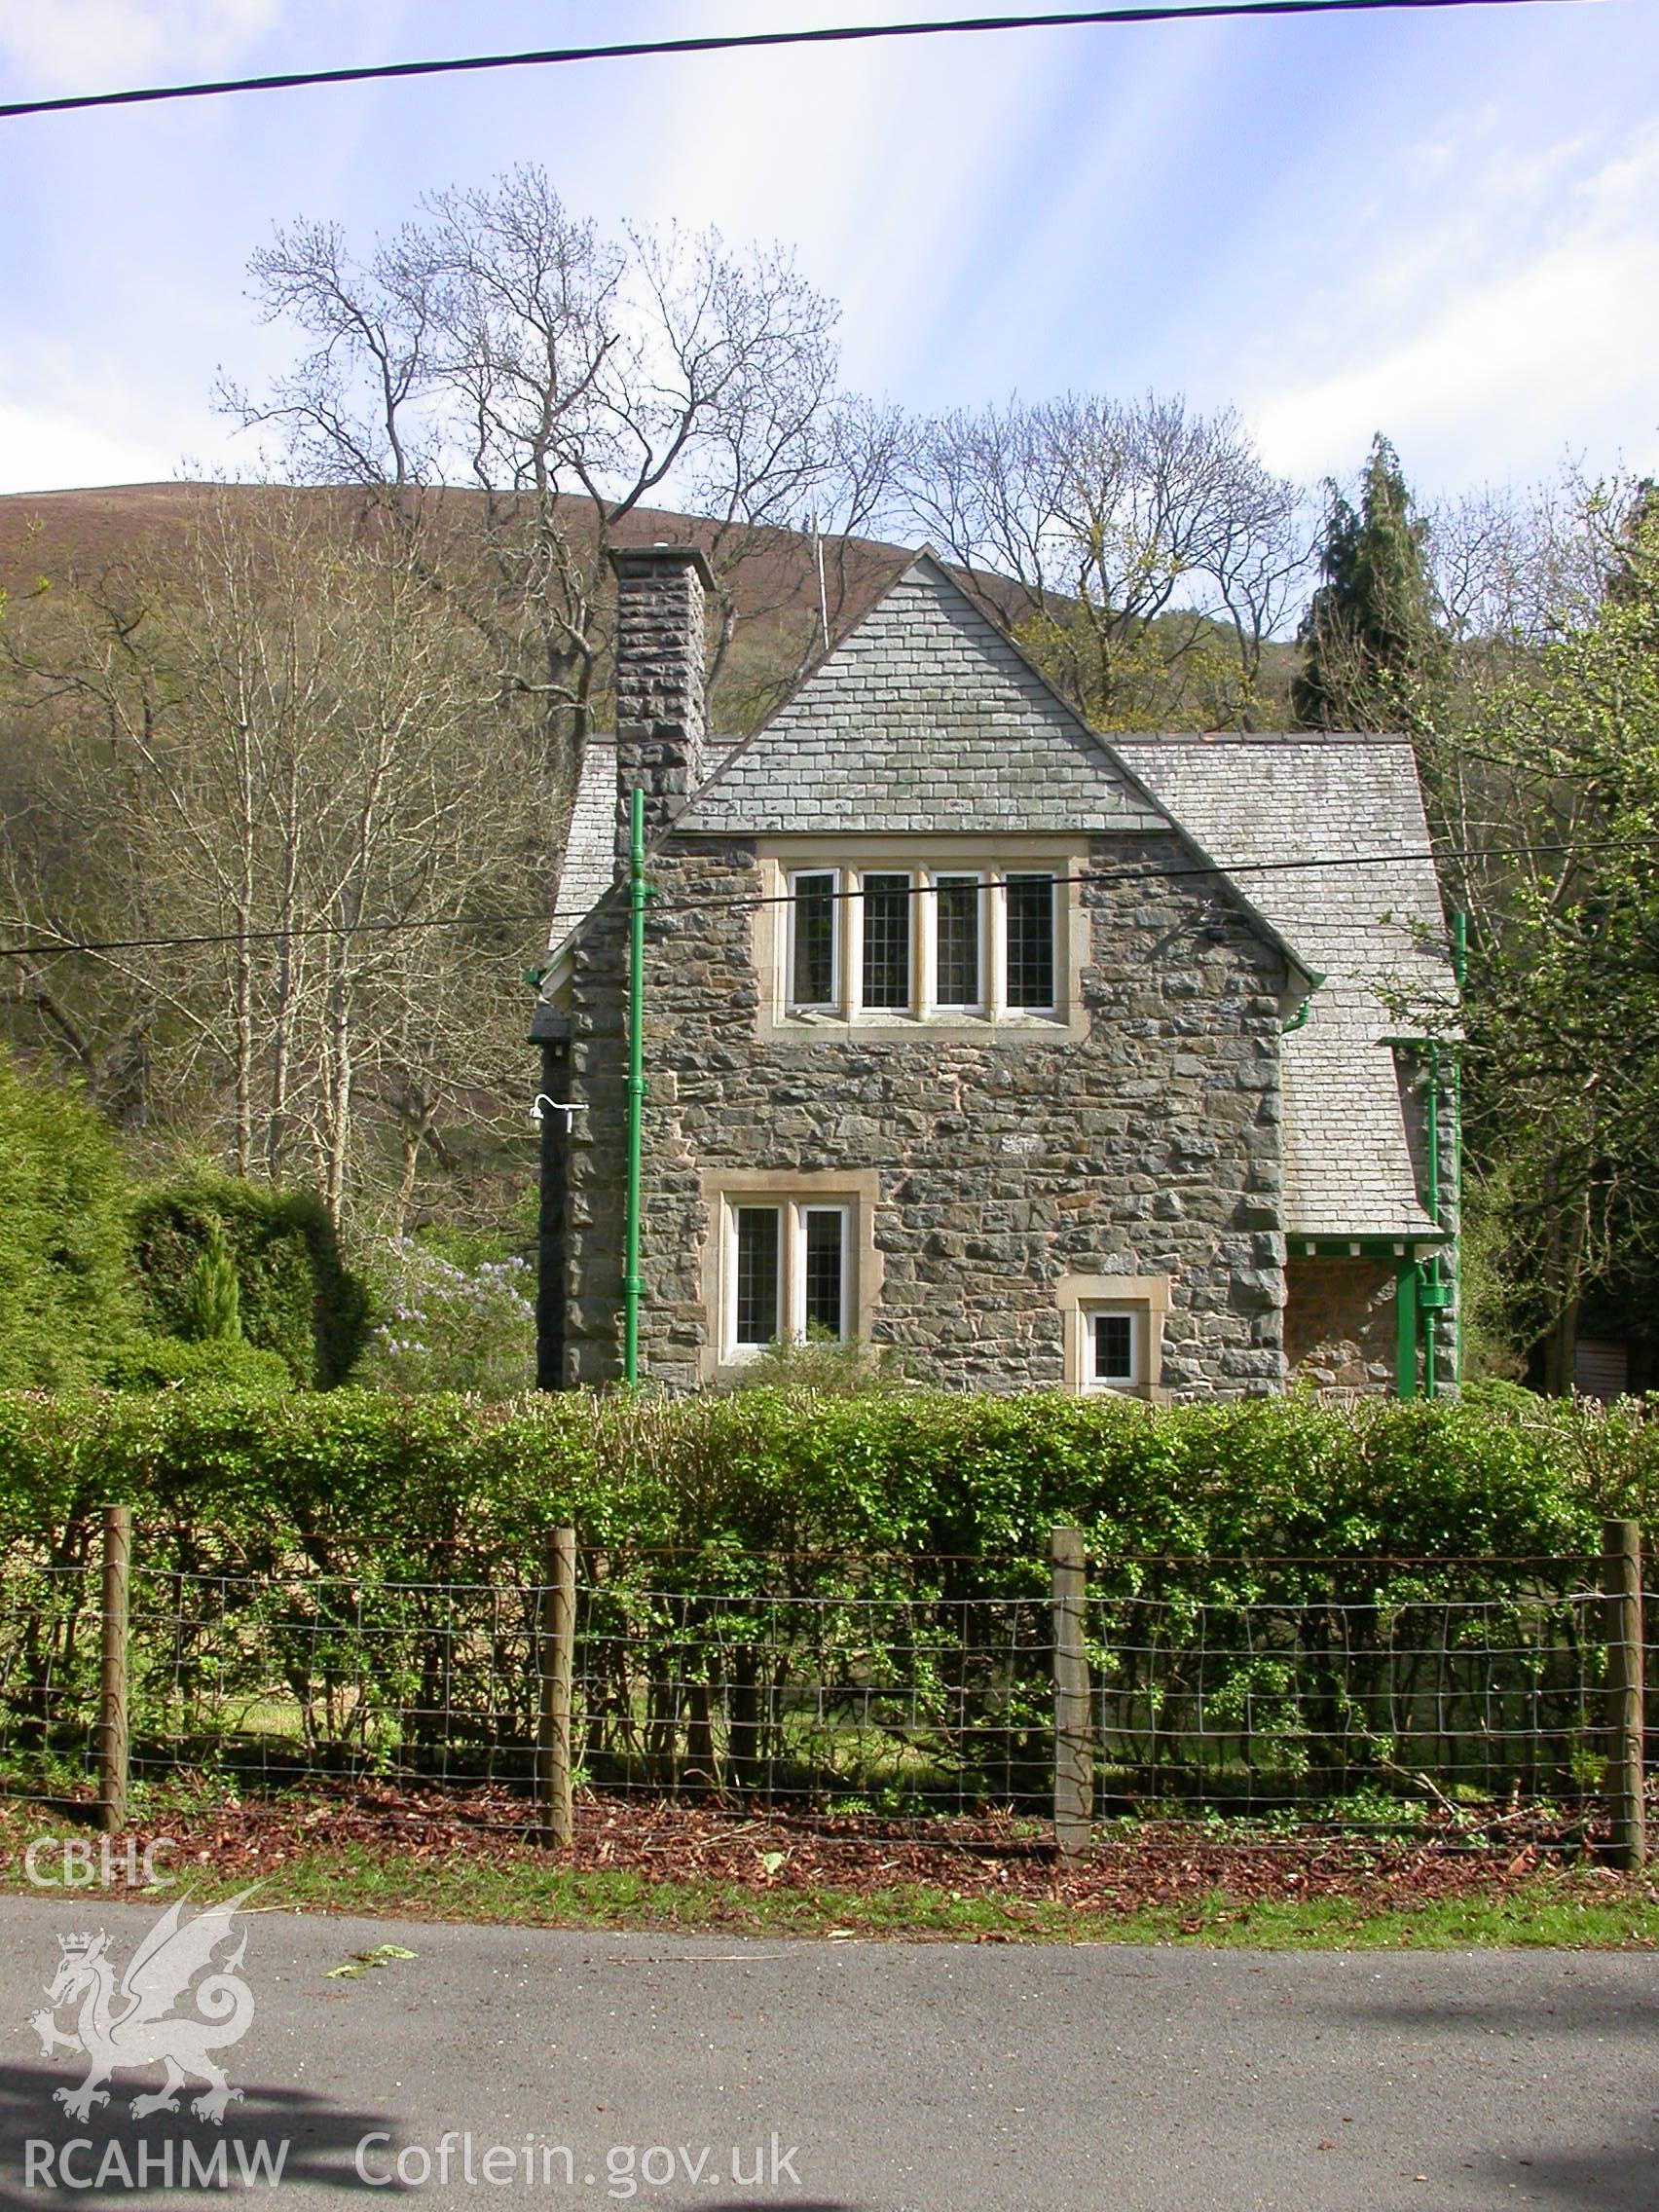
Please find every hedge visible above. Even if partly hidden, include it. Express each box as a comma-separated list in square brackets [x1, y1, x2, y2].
[4, 1389, 1651, 1809]
[3, 1386, 1653, 1588]
[131, 1175, 371, 1387]
[0, 1051, 136, 1388]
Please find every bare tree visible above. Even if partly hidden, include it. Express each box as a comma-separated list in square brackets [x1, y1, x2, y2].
[221, 168, 882, 784]
[1426, 466, 1639, 682]
[896, 391, 1308, 729]
[1, 493, 535, 1230]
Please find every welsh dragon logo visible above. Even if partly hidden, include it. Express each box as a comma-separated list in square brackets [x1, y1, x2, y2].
[30, 1890, 258, 2124]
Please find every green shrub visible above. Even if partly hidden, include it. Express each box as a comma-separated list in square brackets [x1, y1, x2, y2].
[1, 1386, 1652, 1575]
[180, 1218, 241, 1343]
[718, 1333, 914, 1395]
[0, 1050, 136, 1387]
[99, 1331, 292, 1395]
[132, 1175, 370, 1386]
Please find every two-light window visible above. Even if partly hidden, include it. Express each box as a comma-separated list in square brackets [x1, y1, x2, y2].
[729, 1200, 849, 1352]
[786, 867, 1057, 1020]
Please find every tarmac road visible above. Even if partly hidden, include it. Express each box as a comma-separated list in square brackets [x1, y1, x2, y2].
[1, 1893, 1655, 2210]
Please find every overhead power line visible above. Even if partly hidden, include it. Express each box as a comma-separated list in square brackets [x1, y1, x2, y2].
[0, 1, 1578, 123]
[0, 837, 1627, 961]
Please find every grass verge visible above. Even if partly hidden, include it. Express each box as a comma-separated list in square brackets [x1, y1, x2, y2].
[2, 1796, 1655, 1946]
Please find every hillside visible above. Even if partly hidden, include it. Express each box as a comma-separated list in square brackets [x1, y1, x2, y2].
[0, 478, 1296, 740]
[0, 481, 943, 700]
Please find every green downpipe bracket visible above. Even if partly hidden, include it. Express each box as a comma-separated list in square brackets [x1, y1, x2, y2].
[623, 787, 646, 1388]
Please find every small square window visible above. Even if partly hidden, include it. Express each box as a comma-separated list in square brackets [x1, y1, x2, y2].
[1085, 1306, 1141, 1390]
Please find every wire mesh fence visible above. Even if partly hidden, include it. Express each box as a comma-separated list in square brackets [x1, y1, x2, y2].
[1, 1530, 1652, 1842]
[1086, 1577, 1620, 1820]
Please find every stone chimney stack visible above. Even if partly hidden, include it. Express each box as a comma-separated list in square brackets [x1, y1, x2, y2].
[608, 542, 714, 862]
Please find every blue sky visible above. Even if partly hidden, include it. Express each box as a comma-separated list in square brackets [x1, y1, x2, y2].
[1, 0, 1655, 505]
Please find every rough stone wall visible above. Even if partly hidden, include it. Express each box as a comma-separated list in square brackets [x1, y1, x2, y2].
[1284, 1256, 1397, 1392]
[564, 831, 1292, 1396]
[609, 547, 710, 858]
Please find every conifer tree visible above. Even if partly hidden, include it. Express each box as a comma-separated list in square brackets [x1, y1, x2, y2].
[182, 1218, 242, 1344]
[1294, 433, 1445, 729]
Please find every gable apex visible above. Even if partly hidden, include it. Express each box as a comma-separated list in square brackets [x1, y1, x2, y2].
[678, 548, 1168, 838]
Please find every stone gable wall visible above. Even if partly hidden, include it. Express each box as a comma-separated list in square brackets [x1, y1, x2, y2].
[562, 832, 1293, 1395]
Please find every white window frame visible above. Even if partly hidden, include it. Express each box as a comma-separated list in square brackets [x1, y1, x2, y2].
[1056, 1273, 1168, 1399]
[1002, 870, 1059, 1016]
[721, 1197, 853, 1362]
[855, 866, 918, 1014]
[757, 846, 1087, 1041]
[798, 1202, 851, 1344]
[727, 1201, 785, 1353]
[786, 867, 840, 1011]
[1082, 1304, 1143, 1392]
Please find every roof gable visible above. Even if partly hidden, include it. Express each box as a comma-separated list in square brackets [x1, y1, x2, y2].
[678, 553, 1167, 836]
[1116, 732, 1452, 1240]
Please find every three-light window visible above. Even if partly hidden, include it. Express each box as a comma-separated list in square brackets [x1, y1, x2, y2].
[784, 866, 1057, 1020]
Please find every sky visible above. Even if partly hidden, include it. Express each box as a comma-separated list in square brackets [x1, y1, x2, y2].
[0, 0, 1655, 510]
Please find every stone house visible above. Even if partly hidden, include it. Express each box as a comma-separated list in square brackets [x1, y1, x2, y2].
[532, 544, 1458, 1398]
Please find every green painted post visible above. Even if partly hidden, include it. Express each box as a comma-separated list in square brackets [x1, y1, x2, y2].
[623, 787, 646, 1388]
[1395, 1260, 1419, 1401]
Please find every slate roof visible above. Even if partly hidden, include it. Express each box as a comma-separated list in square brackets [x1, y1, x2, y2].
[1114, 733, 1453, 1240]
[549, 735, 743, 955]
[678, 556, 1167, 836]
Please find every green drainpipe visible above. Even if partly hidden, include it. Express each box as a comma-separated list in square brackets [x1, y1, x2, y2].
[623, 787, 646, 1387]
[1396, 1257, 1420, 1401]
[1451, 912, 1466, 1381]
[1280, 970, 1325, 1033]
[1422, 1045, 1440, 1399]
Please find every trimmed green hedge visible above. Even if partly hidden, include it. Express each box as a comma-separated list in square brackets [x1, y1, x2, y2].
[0, 1052, 136, 1388]
[3, 1387, 1652, 1584]
[131, 1175, 371, 1387]
[5, 1389, 1650, 1810]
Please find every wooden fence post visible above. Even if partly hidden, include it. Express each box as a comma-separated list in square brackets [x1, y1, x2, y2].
[98, 1506, 131, 1837]
[537, 1527, 576, 1850]
[1051, 1525, 1092, 1855]
[1603, 1518, 1646, 1870]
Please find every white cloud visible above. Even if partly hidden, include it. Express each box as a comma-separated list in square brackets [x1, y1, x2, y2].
[0, 362, 237, 494]
[0, 0, 280, 92]
[1245, 123, 1659, 490]
[0, 390, 175, 494]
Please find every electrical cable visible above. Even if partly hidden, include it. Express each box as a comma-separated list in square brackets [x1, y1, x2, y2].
[0, 834, 1635, 961]
[0, 0, 1582, 123]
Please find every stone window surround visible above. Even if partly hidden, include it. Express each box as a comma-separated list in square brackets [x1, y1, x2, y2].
[1055, 1272, 1171, 1401]
[698, 1167, 884, 1382]
[754, 838, 1092, 1043]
